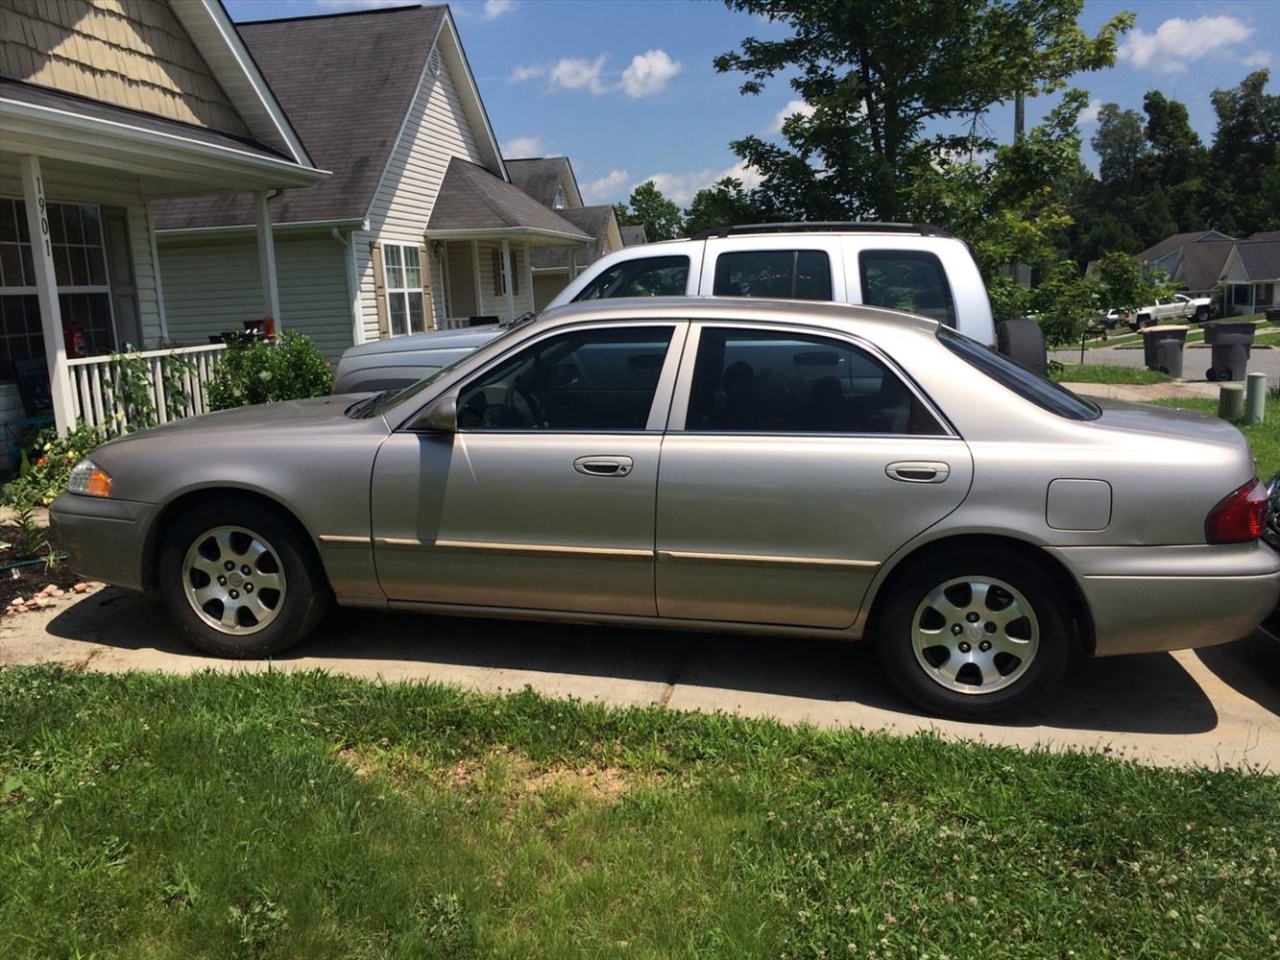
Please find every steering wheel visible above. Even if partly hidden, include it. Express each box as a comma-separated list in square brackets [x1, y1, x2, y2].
[504, 379, 548, 428]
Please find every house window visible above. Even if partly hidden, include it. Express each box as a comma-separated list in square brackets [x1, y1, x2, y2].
[383, 243, 426, 335]
[493, 247, 521, 296]
[552, 185, 566, 209]
[0, 197, 116, 378]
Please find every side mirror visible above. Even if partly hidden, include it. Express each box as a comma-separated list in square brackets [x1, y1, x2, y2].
[410, 395, 457, 432]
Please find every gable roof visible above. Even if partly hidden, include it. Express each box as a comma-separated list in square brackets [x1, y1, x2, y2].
[620, 224, 648, 246]
[427, 158, 589, 243]
[155, 4, 479, 231]
[530, 206, 617, 269]
[1230, 239, 1280, 282]
[1177, 239, 1236, 293]
[1137, 229, 1235, 265]
[506, 157, 582, 209]
[1247, 231, 1280, 242]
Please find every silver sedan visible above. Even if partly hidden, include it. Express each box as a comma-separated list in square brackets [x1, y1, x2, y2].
[51, 298, 1280, 720]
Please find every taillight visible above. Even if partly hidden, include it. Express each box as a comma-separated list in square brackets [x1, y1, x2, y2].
[1206, 478, 1268, 544]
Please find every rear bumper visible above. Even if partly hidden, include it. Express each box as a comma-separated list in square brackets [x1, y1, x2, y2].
[1048, 542, 1280, 657]
[50, 492, 155, 592]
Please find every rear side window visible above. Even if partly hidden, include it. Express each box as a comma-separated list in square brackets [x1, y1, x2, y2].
[712, 250, 833, 300]
[572, 255, 689, 301]
[860, 250, 956, 327]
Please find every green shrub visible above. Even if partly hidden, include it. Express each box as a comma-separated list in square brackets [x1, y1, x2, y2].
[206, 331, 333, 410]
[3, 422, 103, 509]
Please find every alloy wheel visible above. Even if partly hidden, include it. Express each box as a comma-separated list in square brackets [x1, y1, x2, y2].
[181, 525, 286, 635]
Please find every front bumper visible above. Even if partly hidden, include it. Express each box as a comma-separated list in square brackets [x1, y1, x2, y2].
[49, 492, 156, 593]
[1048, 542, 1280, 657]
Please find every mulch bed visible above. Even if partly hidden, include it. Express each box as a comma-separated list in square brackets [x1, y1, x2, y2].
[0, 522, 91, 615]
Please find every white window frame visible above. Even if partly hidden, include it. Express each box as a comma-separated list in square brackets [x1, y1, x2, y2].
[383, 242, 426, 336]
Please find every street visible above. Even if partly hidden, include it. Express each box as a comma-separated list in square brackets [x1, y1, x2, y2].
[3, 586, 1278, 771]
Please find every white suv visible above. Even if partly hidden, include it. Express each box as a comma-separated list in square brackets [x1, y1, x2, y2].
[550, 223, 999, 348]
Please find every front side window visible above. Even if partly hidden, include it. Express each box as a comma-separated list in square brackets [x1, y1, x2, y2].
[572, 256, 689, 301]
[685, 328, 944, 435]
[712, 250, 832, 300]
[383, 244, 426, 336]
[458, 326, 674, 431]
[859, 250, 956, 327]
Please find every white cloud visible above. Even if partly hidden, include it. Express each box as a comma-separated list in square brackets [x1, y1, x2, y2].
[1243, 51, 1273, 68]
[581, 170, 630, 204]
[1079, 98, 1103, 126]
[769, 99, 815, 135]
[1118, 16, 1252, 75]
[502, 135, 545, 158]
[510, 63, 545, 83]
[619, 50, 682, 98]
[484, 0, 514, 19]
[549, 56, 608, 95]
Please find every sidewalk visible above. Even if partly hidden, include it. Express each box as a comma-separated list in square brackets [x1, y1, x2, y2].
[1059, 380, 1224, 402]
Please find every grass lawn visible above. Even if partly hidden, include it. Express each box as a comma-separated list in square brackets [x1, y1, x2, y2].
[1083, 314, 1269, 350]
[2, 667, 1278, 959]
[1050, 363, 1172, 385]
[1149, 393, 1280, 479]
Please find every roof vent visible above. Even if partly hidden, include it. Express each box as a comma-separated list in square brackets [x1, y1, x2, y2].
[427, 46, 442, 77]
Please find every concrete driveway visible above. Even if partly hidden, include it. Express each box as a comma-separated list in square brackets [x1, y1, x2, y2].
[3, 586, 1278, 771]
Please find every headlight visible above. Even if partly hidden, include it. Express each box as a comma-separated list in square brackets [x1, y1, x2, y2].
[68, 458, 113, 498]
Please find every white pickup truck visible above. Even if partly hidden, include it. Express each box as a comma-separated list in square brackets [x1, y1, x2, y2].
[1131, 293, 1213, 329]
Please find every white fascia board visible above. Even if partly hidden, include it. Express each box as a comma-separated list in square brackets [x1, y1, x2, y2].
[1, 98, 330, 189]
[172, 0, 315, 167]
[426, 227, 590, 245]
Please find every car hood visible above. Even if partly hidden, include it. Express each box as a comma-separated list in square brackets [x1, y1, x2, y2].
[99, 394, 361, 445]
[340, 325, 502, 358]
[1091, 397, 1249, 447]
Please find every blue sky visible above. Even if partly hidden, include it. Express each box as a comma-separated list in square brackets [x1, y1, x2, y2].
[221, 0, 1280, 207]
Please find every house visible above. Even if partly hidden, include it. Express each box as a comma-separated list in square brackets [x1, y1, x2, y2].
[504, 156, 625, 309]
[152, 5, 590, 357]
[0, 0, 326, 455]
[1220, 236, 1280, 317]
[1135, 230, 1236, 298]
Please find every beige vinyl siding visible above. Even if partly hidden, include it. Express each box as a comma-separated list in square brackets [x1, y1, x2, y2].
[0, 0, 247, 134]
[358, 43, 486, 340]
[159, 235, 350, 359]
[126, 201, 163, 346]
[532, 272, 566, 311]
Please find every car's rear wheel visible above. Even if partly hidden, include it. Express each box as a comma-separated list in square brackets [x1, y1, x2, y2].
[159, 500, 331, 658]
[877, 549, 1071, 720]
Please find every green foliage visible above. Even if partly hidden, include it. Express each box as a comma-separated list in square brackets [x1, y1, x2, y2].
[206, 331, 333, 411]
[2, 421, 102, 510]
[683, 177, 765, 235]
[1092, 250, 1173, 312]
[101, 352, 196, 436]
[614, 180, 685, 242]
[1029, 259, 1098, 346]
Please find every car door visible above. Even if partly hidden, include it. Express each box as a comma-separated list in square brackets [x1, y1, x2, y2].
[370, 322, 687, 616]
[655, 323, 973, 629]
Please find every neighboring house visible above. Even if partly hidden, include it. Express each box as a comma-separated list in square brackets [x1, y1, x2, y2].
[620, 224, 649, 247]
[153, 5, 589, 357]
[1220, 237, 1280, 316]
[505, 156, 624, 310]
[0, 0, 325, 453]
[1135, 230, 1236, 297]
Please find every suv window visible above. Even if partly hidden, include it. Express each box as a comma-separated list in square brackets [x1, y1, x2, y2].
[572, 256, 689, 301]
[712, 250, 832, 300]
[458, 327, 673, 431]
[859, 250, 956, 327]
[685, 328, 944, 435]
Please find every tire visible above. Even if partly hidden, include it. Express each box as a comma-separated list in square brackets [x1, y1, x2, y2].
[995, 319, 1047, 377]
[158, 499, 332, 658]
[1193, 306, 1210, 323]
[876, 548, 1072, 720]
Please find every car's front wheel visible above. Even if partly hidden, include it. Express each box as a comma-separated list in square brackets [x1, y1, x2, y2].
[877, 549, 1072, 720]
[159, 500, 331, 658]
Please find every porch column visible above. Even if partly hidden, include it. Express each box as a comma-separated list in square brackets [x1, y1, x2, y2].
[501, 239, 515, 321]
[255, 190, 281, 330]
[19, 155, 75, 435]
[521, 241, 533, 308]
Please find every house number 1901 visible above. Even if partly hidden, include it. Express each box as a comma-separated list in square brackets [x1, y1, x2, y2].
[35, 175, 53, 259]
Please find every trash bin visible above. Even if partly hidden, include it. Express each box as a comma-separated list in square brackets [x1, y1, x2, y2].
[1155, 338, 1184, 378]
[1141, 324, 1189, 370]
[1204, 321, 1256, 381]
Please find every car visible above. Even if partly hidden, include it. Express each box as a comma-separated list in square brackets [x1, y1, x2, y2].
[1100, 308, 1130, 329]
[1130, 293, 1213, 330]
[51, 297, 1280, 721]
[1266, 471, 1280, 620]
[333, 222, 1046, 393]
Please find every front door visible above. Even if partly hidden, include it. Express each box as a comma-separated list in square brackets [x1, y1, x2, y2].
[656, 325, 973, 629]
[371, 323, 685, 615]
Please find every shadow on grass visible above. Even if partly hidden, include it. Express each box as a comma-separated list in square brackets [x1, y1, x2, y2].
[43, 587, 1220, 736]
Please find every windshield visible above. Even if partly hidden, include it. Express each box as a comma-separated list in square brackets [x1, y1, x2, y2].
[938, 327, 1100, 421]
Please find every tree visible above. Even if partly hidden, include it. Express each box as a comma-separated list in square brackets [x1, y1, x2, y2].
[1207, 70, 1280, 235]
[614, 181, 684, 242]
[683, 177, 766, 235]
[1091, 104, 1147, 190]
[714, 0, 1132, 221]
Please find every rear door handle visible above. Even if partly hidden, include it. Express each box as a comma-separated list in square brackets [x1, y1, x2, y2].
[885, 461, 950, 484]
[574, 455, 634, 478]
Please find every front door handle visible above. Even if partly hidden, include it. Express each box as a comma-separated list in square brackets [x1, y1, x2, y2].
[885, 461, 950, 484]
[573, 455, 634, 478]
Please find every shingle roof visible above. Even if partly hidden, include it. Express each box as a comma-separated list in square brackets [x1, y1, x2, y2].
[1177, 239, 1235, 293]
[427, 158, 589, 241]
[620, 224, 647, 246]
[505, 157, 579, 209]
[530, 206, 615, 269]
[1247, 231, 1280, 242]
[1136, 229, 1234, 264]
[153, 5, 447, 230]
[1234, 240, 1280, 282]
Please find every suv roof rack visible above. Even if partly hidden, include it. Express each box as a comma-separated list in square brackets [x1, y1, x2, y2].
[690, 222, 952, 240]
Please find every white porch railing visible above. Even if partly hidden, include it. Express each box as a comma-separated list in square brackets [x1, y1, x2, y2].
[66, 343, 228, 433]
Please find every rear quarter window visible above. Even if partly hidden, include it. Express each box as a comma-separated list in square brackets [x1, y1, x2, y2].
[860, 250, 957, 327]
